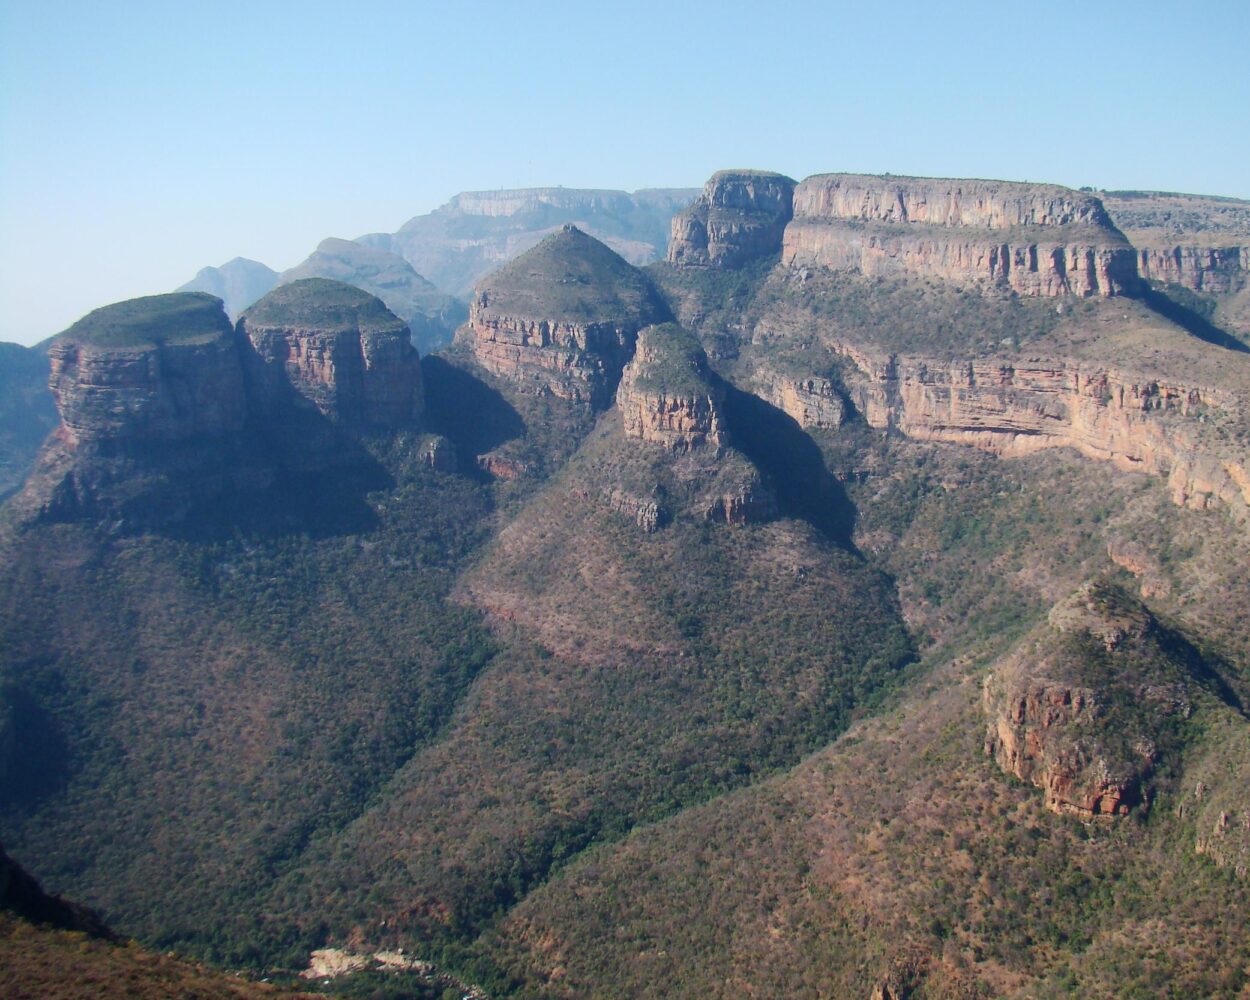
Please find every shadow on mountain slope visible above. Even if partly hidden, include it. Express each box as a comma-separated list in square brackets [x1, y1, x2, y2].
[1141, 284, 1249, 353]
[719, 381, 857, 548]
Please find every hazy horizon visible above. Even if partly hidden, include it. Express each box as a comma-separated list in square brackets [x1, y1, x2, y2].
[3, 0, 1248, 347]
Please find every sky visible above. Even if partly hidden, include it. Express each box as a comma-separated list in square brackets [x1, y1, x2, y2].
[2, 0, 1248, 345]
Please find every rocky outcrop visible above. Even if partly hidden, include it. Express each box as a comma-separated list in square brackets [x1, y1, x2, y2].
[461, 226, 670, 406]
[1135, 245, 1247, 293]
[783, 174, 1138, 298]
[984, 584, 1192, 817]
[832, 342, 1250, 517]
[277, 238, 466, 353]
[17, 283, 428, 527]
[668, 170, 796, 268]
[610, 324, 777, 527]
[748, 364, 846, 430]
[1102, 190, 1250, 293]
[14, 295, 271, 526]
[240, 278, 423, 427]
[47, 293, 247, 446]
[617, 325, 726, 453]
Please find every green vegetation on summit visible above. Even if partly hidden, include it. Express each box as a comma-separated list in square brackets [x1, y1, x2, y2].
[474, 226, 668, 325]
[5, 165, 1250, 999]
[240, 278, 407, 334]
[56, 292, 233, 349]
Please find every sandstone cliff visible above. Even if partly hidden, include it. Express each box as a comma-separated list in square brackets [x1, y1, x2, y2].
[617, 324, 727, 453]
[829, 341, 1250, 517]
[604, 324, 776, 528]
[16, 293, 269, 525]
[667, 170, 795, 268]
[240, 278, 423, 427]
[984, 583, 1193, 817]
[782, 174, 1137, 298]
[460, 226, 670, 406]
[47, 293, 247, 446]
[1102, 190, 1250, 294]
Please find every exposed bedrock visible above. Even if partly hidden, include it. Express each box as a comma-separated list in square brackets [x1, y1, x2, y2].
[667, 170, 796, 268]
[47, 293, 246, 446]
[239, 278, 423, 427]
[782, 174, 1138, 297]
[833, 342, 1250, 517]
[617, 324, 727, 453]
[1136, 245, 1247, 293]
[461, 226, 670, 406]
[984, 583, 1193, 818]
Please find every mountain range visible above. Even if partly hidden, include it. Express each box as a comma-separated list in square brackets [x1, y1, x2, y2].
[2, 168, 1250, 999]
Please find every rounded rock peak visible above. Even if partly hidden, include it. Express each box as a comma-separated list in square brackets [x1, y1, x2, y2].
[56, 292, 232, 350]
[241, 278, 407, 334]
[473, 226, 667, 327]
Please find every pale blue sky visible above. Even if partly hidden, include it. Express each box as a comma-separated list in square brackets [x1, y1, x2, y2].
[2, 0, 1247, 345]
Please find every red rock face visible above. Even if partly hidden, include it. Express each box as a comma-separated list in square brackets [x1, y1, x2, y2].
[242, 323, 422, 426]
[1137, 245, 1247, 293]
[984, 678, 1138, 817]
[48, 334, 247, 446]
[463, 312, 634, 405]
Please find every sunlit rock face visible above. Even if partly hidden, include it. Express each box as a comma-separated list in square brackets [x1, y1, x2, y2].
[239, 278, 423, 427]
[783, 174, 1138, 298]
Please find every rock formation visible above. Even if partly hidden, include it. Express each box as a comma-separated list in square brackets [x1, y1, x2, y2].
[782, 174, 1138, 298]
[277, 238, 466, 353]
[1102, 190, 1250, 293]
[460, 226, 670, 406]
[240, 278, 423, 427]
[747, 364, 846, 430]
[16, 293, 265, 525]
[617, 324, 727, 453]
[47, 293, 247, 446]
[984, 583, 1192, 817]
[607, 324, 776, 527]
[667, 170, 796, 267]
[830, 342, 1250, 517]
[17, 281, 425, 526]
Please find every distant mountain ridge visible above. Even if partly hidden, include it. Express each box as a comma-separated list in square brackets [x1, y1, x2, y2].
[359, 185, 699, 295]
[177, 257, 279, 320]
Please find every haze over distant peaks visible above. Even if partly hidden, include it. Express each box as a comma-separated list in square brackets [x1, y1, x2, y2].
[176, 257, 278, 321]
[277, 238, 467, 353]
[360, 185, 699, 295]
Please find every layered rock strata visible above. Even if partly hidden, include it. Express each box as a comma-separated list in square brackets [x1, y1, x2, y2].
[47, 293, 246, 446]
[461, 226, 669, 406]
[240, 278, 423, 426]
[21, 282, 425, 526]
[612, 324, 777, 527]
[832, 342, 1250, 517]
[782, 174, 1137, 297]
[617, 324, 726, 453]
[1135, 245, 1246, 293]
[984, 584, 1190, 817]
[668, 170, 796, 267]
[748, 364, 846, 429]
[1102, 190, 1250, 293]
